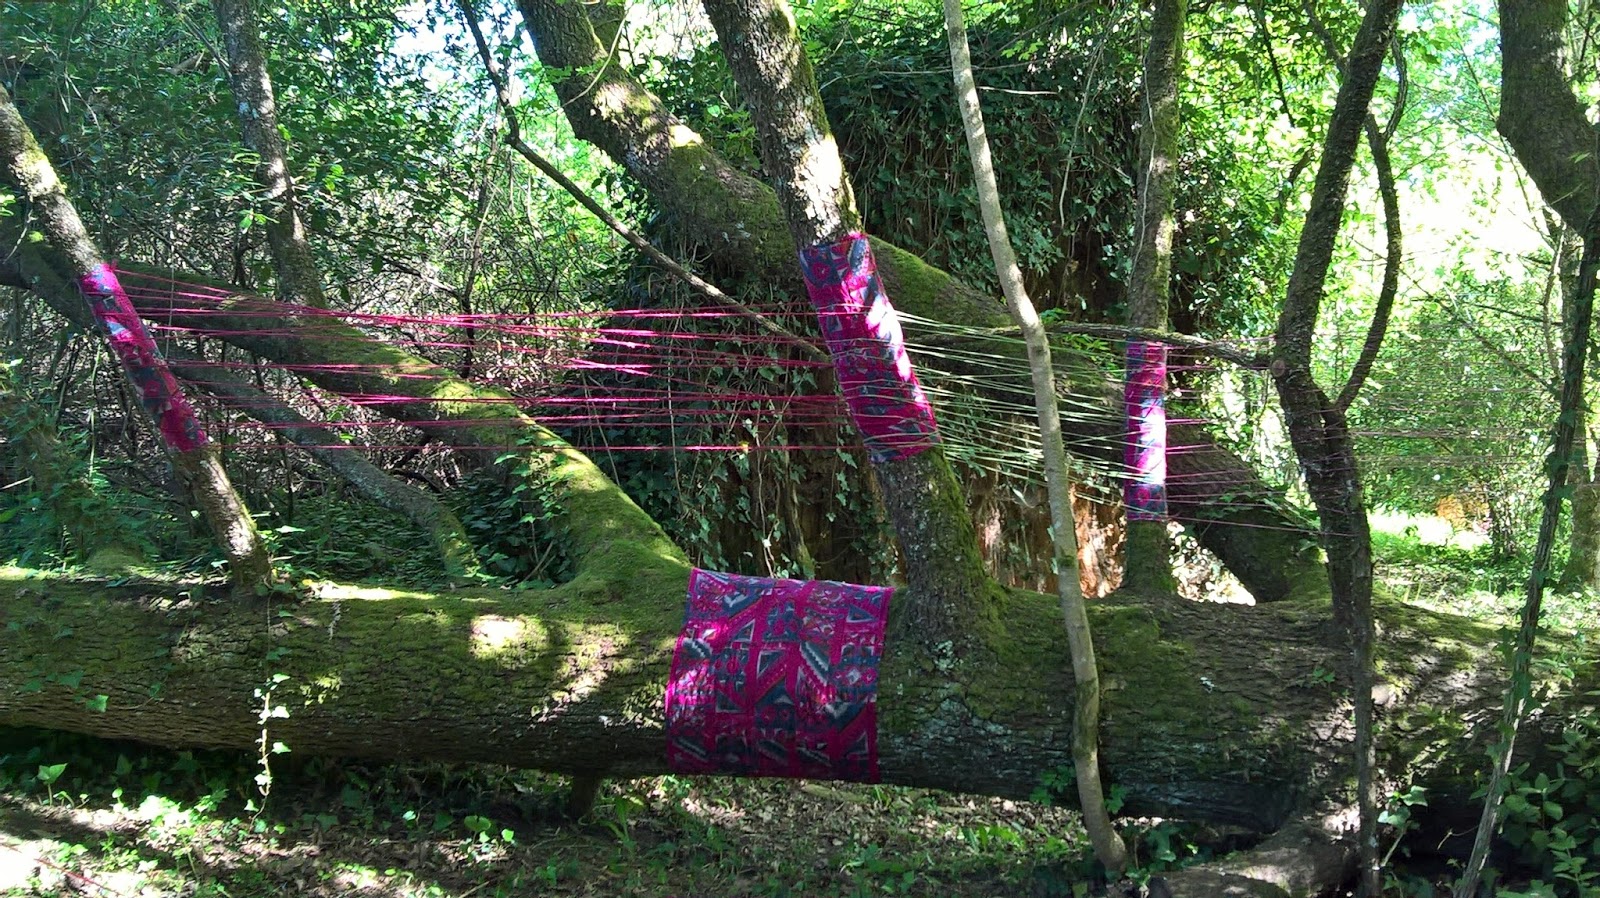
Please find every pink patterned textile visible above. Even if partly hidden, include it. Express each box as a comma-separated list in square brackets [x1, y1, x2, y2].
[665, 568, 891, 781]
[799, 232, 938, 462]
[79, 264, 208, 452]
[1123, 340, 1168, 521]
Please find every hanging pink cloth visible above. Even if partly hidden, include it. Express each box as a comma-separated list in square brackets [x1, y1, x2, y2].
[665, 568, 892, 781]
[799, 232, 939, 462]
[80, 264, 208, 452]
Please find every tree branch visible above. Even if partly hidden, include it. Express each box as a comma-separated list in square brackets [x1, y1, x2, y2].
[454, 0, 827, 362]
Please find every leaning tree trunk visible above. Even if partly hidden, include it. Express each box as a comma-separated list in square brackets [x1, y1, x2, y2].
[0, 567, 1586, 896]
[0, 232, 678, 582]
[516, 0, 1323, 603]
[0, 83, 274, 593]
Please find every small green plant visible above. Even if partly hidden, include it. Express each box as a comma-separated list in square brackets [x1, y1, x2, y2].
[1305, 666, 1337, 688]
[1497, 721, 1600, 898]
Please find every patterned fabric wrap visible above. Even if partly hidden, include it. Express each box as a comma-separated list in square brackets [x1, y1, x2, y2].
[79, 264, 208, 453]
[1123, 340, 1168, 521]
[799, 232, 938, 462]
[665, 568, 892, 781]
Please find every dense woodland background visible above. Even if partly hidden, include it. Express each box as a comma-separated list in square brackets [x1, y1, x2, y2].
[2, 0, 1600, 896]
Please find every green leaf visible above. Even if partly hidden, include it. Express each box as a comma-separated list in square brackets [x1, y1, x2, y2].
[84, 694, 108, 713]
[36, 763, 66, 785]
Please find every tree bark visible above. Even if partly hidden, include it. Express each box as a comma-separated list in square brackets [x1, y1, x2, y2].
[0, 232, 677, 582]
[1560, 482, 1600, 590]
[1122, 0, 1185, 592]
[1496, 0, 1600, 233]
[516, 0, 1323, 603]
[211, 0, 329, 309]
[1268, 1, 1403, 892]
[697, 0, 991, 649]
[0, 82, 274, 593]
[0, 569, 1583, 884]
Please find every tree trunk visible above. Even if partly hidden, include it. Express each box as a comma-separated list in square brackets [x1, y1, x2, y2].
[0, 83, 274, 593]
[1122, 0, 1185, 593]
[211, 0, 329, 309]
[163, 350, 481, 578]
[0, 233, 678, 582]
[0, 569, 1582, 872]
[1268, 1, 1404, 891]
[693, 0, 992, 651]
[1560, 482, 1600, 591]
[1496, 0, 1600, 234]
[516, 0, 1323, 603]
[942, 0, 1125, 868]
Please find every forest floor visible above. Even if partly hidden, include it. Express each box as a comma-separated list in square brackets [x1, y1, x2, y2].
[0, 514, 1563, 898]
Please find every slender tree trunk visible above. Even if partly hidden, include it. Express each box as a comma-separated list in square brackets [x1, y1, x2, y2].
[1122, 0, 1186, 592]
[697, 0, 991, 650]
[0, 83, 273, 593]
[942, 0, 1126, 871]
[212, 0, 329, 309]
[1268, 1, 1403, 893]
[1455, 197, 1600, 898]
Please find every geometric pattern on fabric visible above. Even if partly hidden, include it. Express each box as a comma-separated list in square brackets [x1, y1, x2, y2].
[1123, 339, 1168, 521]
[799, 232, 939, 463]
[79, 263, 208, 453]
[665, 568, 891, 782]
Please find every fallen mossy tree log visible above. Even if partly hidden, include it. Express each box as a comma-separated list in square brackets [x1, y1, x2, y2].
[0, 566, 1563, 844]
